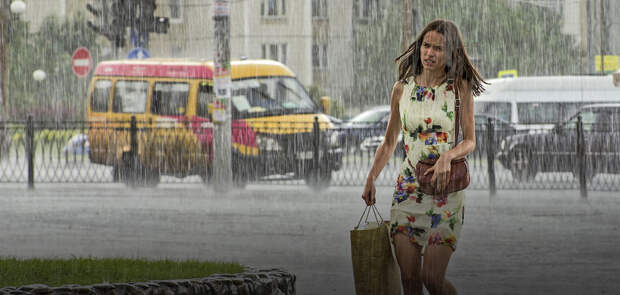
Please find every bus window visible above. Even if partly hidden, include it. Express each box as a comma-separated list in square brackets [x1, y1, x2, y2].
[91, 80, 112, 112]
[474, 102, 511, 122]
[112, 80, 148, 113]
[517, 102, 582, 124]
[197, 83, 213, 118]
[151, 82, 189, 115]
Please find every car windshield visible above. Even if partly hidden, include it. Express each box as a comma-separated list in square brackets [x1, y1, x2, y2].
[350, 109, 389, 123]
[231, 76, 317, 118]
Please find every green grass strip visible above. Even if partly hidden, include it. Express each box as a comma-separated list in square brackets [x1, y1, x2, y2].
[0, 257, 244, 288]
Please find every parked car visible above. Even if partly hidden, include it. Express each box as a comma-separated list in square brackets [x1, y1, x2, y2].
[63, 133, 90, 155]
[339, 106, 404, 157]
[474, 75, 620, 132]
[340, 108, 513, 158]
[340, 106, 389, 150]
[497, 103, 620, 181]
[474, 114, 518, 153]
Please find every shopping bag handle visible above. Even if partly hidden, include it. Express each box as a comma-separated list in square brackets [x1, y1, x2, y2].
[354, 205, 384, 230]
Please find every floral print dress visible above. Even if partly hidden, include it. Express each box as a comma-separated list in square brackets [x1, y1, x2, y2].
[390, 77, 465, 253]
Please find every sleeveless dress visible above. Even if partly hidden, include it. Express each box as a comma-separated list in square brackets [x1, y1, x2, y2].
[390, 77, 465, 254]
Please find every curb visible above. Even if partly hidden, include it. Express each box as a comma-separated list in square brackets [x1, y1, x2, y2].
[0, 268, 296, 295]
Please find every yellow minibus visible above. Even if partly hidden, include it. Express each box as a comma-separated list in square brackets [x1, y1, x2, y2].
[87, 58, 342, 188]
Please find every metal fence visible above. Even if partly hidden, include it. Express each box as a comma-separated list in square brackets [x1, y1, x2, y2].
[1, 116, 618, 195]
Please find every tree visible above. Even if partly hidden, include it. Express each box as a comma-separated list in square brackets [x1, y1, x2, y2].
[6, 13, 102, 121]
[350, 0, 581, 109]
[348, 2, 401, 109]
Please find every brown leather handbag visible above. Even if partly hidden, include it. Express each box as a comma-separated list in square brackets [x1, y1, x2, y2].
[414, 81, 470, 195]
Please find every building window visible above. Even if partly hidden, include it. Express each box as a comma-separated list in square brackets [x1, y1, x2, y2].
[322, 44, 328, 68]
[169, 0, 183, 24]
[354, 0, 378, 19]
[313, 42, 328, 70]
[312, 44, 320, 68]
[312, 0, 327, 18]
[262, 0, 286, 16]
[281, 44, 287, 65]
[269, 44, 278, 60]
[263, 43, 287, 64]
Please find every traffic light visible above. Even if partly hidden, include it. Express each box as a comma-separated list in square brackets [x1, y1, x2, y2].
[149, 16, 169, 34]
[86, 0, 128, 48]
[87, 0, 169, 49]
[136, 0, 169, 34]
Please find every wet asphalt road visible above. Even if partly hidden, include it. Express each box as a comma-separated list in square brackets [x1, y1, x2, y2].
[0, 183, 619, 294]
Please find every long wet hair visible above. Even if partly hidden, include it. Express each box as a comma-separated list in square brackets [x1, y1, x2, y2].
[395, 19, 486, 96]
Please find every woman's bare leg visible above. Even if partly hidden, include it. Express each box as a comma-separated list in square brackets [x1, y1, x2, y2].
[422, 245, 457, 295]
[393, 233, 423, 295]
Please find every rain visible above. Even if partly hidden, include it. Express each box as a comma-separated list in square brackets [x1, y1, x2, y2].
[0, 0, 619, 294]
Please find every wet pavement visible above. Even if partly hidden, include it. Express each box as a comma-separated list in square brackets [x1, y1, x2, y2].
[0, 183, 618, 294]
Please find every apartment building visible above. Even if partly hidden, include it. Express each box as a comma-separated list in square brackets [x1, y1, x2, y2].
[147, 0, 378, 101]
[16, 0, 82, 32]
[12, 0, 389, 102]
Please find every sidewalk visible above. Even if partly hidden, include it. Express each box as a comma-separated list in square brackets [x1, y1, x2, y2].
[0, 184, 618, 294]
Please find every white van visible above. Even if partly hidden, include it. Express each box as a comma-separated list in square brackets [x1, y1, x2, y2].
[474, 75, 620, 130]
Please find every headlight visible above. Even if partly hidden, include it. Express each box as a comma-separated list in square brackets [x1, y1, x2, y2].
[328, 131, 340, 147]
[256, 135, 282, 152]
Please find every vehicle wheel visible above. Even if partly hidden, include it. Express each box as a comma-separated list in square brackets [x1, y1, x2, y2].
[119, 152, 160, 187]
[112, 165, 121, 182]
[233, 171, 248, 189]
[304, 167, 332, 191]
[509, 147, 537, 182]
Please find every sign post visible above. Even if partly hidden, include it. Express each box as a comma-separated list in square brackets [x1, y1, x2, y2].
[212, 0, 232, 192]
[71, 47, 93, 78]
[498, 69, 518, 78]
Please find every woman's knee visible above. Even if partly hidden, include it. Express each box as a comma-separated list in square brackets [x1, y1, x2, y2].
[400, 275, 423, 294]
[421, 270, 445, 293]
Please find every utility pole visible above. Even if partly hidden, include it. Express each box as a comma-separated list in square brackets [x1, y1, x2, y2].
[599, 0, 605, 75]
[212, 0, 232, 192]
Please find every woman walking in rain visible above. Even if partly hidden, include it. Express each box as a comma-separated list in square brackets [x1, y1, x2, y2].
[362, 19, 486, 294]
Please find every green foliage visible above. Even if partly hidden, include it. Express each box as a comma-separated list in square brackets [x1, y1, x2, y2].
[351, 0, 581, 108]
[6, 13, 103, 121]
[0, 257, 244, 287]
[415, 0, 581, 77]
[349, 4, 401, 108]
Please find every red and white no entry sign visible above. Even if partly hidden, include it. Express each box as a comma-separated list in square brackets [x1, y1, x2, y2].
[72, 47, 93, 78]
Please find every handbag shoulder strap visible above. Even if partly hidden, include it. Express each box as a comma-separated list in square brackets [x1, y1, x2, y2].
[451, 79, 461, 148]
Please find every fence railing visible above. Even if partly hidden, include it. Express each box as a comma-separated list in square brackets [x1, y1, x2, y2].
[1, 116, 618, 196]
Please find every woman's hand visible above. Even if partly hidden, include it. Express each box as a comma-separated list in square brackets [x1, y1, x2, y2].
[424, 153, 454, 193]
[362, 175, 377, 205]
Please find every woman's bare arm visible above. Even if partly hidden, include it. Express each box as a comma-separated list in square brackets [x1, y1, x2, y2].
[426, 80, 476, 192]
[362, 81, 404, 205]
[446, 80, 476, 159]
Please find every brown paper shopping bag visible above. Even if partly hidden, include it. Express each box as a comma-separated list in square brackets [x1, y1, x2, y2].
[350, 205, 401, 295]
